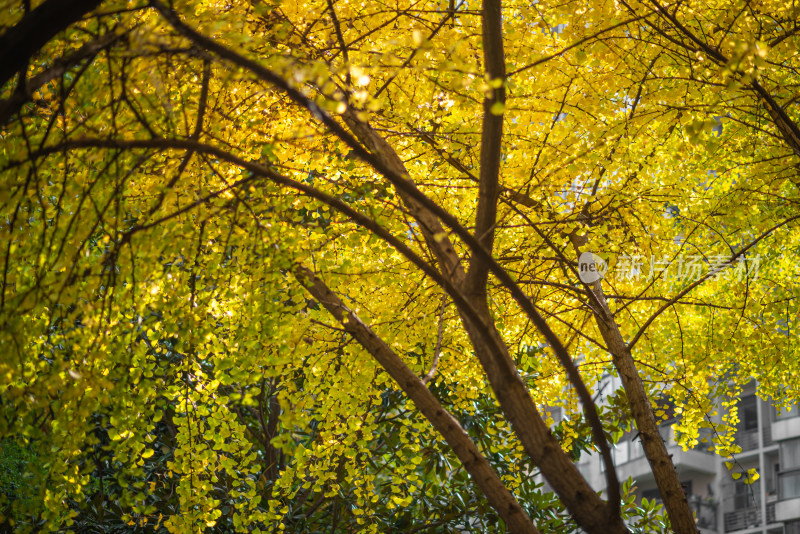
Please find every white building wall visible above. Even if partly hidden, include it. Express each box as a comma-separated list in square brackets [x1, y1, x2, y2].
[572, 381, 800, 534]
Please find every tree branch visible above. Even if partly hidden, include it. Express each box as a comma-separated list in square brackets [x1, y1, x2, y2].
[0, 29, 125, 125]
[421, 293, 448, 385]
[292, 263, 539, 534]
[0, 0, 104, 89]
[466, 0, 505, 296]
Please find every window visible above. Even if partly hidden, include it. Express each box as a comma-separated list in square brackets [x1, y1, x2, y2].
[767, 462, 780, 496]
[651, 397, 678, 423]
[782, 440, 800, 470]
[779, 439, 800, 500]
[632, 434, 645, 460]
[643, 481, 691, 502]
[733, 479, 759, 508]
[547, 406, 563, 424]
[740, 395, 758, 430]
[780, 471, 800, 500]
[642, 488, 661, 503]
[787, 519, 800, 534]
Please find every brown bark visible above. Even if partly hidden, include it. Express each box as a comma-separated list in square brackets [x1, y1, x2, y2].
[466, 0, 506, 297]
[33, 134, 628, 533]
[340, 111, 466, 283]
[601, 319, 699, 534]
[569, 233, 699, 534]
[461, 5, 622, 526]
[455, 300, 627, 534]
[0, 0, 104, 89]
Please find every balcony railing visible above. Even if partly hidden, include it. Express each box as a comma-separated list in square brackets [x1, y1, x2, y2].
[663, 424, 715, 453]
[724, 506, 761, 532]
[734, 426, 760, 452]
[723, 480, 762, 532]
[612, 424, 714, 467]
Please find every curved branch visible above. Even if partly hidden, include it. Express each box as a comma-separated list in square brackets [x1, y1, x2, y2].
[293, 264, 539, 534]
[0, 29, 125, 125]
[143, 14, 622, 524]
[0, 0, 104, 89]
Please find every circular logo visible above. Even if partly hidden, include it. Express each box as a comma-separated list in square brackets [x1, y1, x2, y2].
[578, 251, 608, 283]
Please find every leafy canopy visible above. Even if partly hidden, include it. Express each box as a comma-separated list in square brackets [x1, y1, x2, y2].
[0, 0, 799, 532]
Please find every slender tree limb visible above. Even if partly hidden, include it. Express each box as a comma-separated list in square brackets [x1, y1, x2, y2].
[145, 12, 623, 502]
[568, 230, 698, 534]
[0, 29, 125, 125]
[340, 109, 467, 283]
[507, 14, 651, 77]
[324, 0, 351, 85]
[374, 3, 461, 97]
[153, 0, 468, 287]
[292, 263, 540, 534]
[421, 293, 448, 385]
[769, 24, 800, 47]
[641, 0, 800, 156]
[466, 0, 505, 297]
[0, 0, 104, 89]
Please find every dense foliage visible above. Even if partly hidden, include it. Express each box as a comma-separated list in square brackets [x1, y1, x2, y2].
[1, 0, 799, 532]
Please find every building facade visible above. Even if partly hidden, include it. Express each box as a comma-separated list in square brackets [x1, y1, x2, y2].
[573, 382, 800, 533]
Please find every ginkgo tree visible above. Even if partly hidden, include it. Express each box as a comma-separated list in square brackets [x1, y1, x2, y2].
[1, 0, 799, 532]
